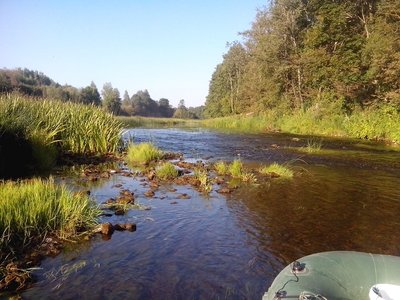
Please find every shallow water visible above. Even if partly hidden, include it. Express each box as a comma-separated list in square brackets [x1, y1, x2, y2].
[20, 128, 400, 300]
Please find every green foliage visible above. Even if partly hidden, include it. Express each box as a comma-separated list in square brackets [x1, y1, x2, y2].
[214, 161, 229, 175]
[156, 162, 179, 180]
[101, 82, 121, 115]
[117, 116, 200, 128]
[0, 177, 100, 257]
[194, 168, 212, 193]
[260, 163, 294, 178]
[126, 142, 163, 165]
[229, 159, 244, 178]
[204, 0, 400, 138]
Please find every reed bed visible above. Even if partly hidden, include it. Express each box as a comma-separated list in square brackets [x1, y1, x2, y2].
[259, 163, 294, 178]
[0, 94, 123, 175]
[156, 162, 179, 180]
[0, 178, 100, 257]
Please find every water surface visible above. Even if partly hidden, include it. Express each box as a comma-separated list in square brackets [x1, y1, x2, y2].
[21, 128, 400, 300]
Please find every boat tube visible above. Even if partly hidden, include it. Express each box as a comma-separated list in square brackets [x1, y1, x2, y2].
[262, 251, 400, 300]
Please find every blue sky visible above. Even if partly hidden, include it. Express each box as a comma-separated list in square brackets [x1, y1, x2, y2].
[0, 1, 266, 107]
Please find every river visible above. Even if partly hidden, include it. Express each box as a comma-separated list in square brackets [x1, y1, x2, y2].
[20, 128, 400, 300]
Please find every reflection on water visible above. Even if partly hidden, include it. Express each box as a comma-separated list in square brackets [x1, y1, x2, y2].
[21, 129, 400, 300]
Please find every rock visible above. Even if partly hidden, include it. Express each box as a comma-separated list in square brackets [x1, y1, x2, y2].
[150, 181, 159, 188]
[170, 201, 178, 205]
[123, 223, 137, 232]
[105, 198, 115, 204]
[178, 193, 190, 199]
[120, 189, 134, 197]
[215, 177, 225, 185]
[147, 170, 156, 181]
[144, 190, 155, 197]
[100, 223, 114, 235]
[114, 208, 125, 215]
[116, 196, 134, 205]
[217, 187, 232, 194]
[168, 188, 177, 192]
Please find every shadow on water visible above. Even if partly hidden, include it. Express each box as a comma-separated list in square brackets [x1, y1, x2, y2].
[19, 128, 400, 300]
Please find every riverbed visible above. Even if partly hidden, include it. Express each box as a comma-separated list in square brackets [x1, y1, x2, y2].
[20, 128, 400, 300]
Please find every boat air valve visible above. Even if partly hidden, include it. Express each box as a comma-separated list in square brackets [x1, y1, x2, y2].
[292, 261, 306, 273]
[274, 290, 287, 299]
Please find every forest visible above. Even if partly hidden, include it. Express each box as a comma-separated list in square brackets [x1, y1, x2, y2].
[204, 0, 400, 118]
[0, 68, 204, 119]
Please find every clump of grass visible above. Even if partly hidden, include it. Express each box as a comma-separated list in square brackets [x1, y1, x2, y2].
[156, 162, 179, 180]
[214, 161, 228, 175]
[126, 142, 163, 165]
[260, 163, 294, 178]
[194, 169, 212, 193]
[303, 138, 323, 153]
[229, 159, 244, 178]
[0, 178, 100, 258]
[241, 172, 257, 183]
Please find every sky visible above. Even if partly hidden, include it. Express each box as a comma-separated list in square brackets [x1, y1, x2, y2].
[0, 1, 266, 107]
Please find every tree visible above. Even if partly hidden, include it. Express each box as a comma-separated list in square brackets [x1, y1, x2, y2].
[80, 82, 101, 105]
[101, 82, 121, 115]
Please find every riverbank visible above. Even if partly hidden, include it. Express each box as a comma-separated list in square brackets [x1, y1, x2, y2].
[202, 105, 400, 145]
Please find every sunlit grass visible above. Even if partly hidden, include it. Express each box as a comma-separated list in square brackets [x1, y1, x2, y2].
[300, 138, 323, 153]
[259, 163, 294, 178]
[229, 159, 244, 178]
[156, 162, 179, 180]
[0, 178, 100, 257]
[214, 161, 229, 175]
[194, 168, 212, 193]
[126, 142, 163, 165]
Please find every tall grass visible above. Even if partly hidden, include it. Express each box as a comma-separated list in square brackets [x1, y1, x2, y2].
[0, 178, 100, 257]
[201, 102, 400, 144]
[126, 142, 163, 165]
[0, 94, 123, 176]
[229, 159, 244, 178]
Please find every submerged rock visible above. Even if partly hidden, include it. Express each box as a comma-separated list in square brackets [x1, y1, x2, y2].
[217, 187, 232, 194]
[100, 223, 114, 236]
[144, 190, 155, 197]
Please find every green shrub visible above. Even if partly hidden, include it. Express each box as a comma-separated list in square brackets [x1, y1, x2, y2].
[156, 162, 178, 180]
[126, 142, 163, 165]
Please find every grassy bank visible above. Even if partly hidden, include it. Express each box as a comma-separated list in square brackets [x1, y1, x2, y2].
[118, 116, 200, 128]
[202, 104, 400, 144]
[0, 178, 100, 259]
[0, 94, 123, 178]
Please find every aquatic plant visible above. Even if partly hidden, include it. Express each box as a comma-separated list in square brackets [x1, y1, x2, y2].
[0, 178, 100, 258]
[241, 172, 257, 183]
[214, 161, 229, 175]
[156, 162, 179, 180]
[194, 169, 212, 193]
[126, 142, 163, 165]
[229, 159, 244, 178]
[0, 94, 123, 176]
[302, 138, 323, 153]
[259, 163, 294, 178]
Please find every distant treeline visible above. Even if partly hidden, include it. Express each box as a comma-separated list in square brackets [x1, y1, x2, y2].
[0, 68, 204, 119]
[205, 0, 400, 117]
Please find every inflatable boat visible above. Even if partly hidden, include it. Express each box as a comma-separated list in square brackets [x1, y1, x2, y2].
[263, 251, 400, 300]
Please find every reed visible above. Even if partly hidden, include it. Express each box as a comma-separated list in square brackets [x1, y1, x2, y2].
[0, 94, 123, 175]
[126, 142, 163, 165]
[0, 178, 100, 257]
[301, 138, 323, 153]
[194, 168, 212, 193]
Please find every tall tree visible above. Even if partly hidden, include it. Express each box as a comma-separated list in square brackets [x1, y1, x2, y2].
[80, 82, 101, 105]
[101, 82, 121, 115]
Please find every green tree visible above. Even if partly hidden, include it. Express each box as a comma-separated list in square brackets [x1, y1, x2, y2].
[80, 82, 101, 105]
[101, 82, 121, 115]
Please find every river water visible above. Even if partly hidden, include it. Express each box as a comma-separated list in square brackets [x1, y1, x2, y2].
[21, 128, 400, 300]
